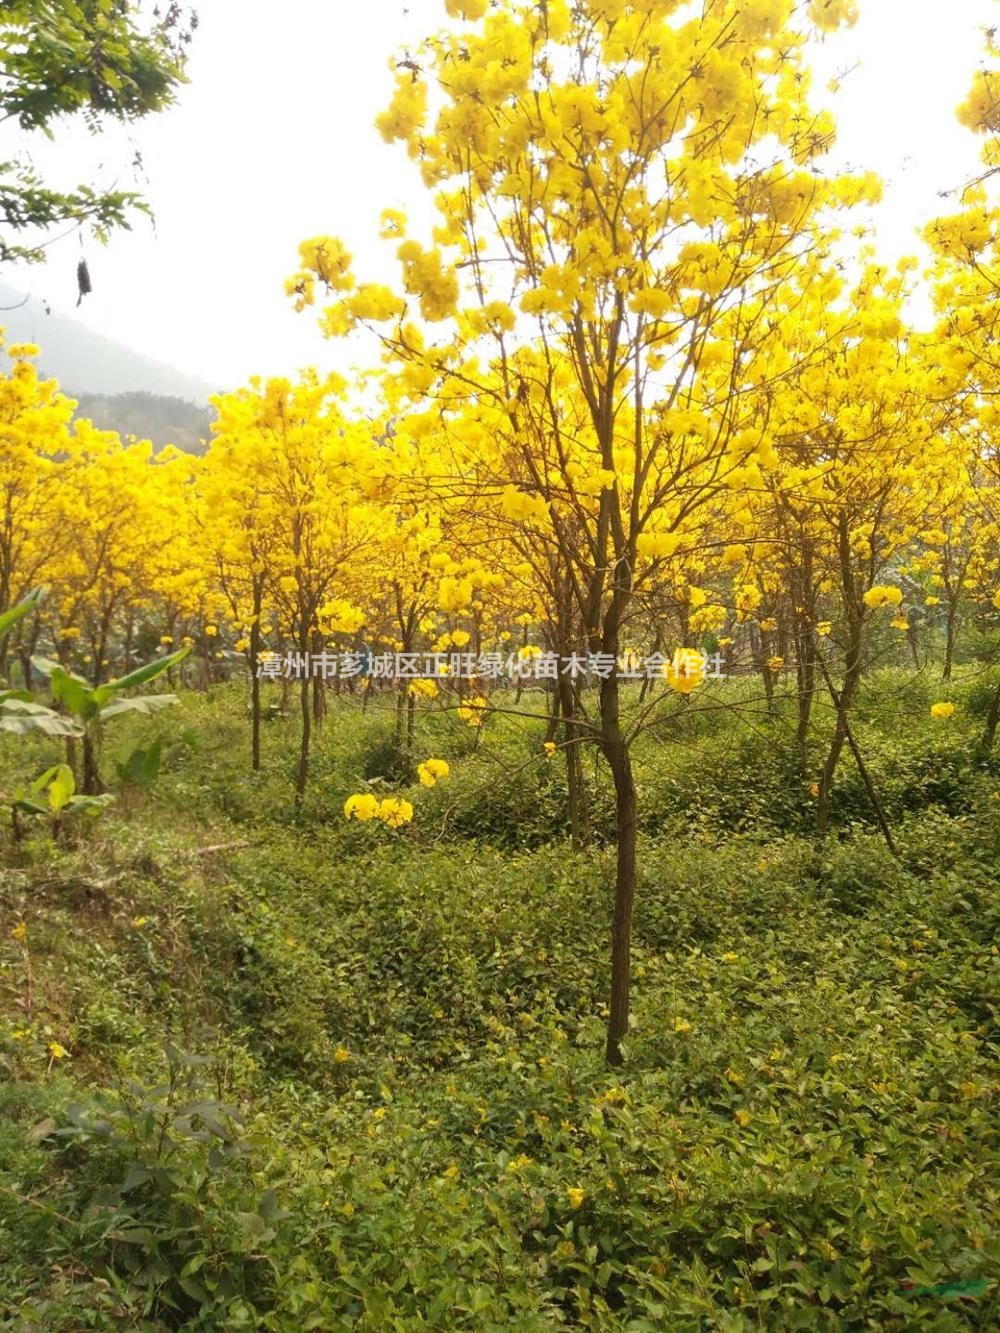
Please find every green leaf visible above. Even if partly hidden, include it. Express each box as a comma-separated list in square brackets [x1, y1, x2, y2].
[28, 765, 62, 797]
[0, 701, 82, 737]
[0, 587, 45, 640]
[13, 799, 48, 817]
[47, 764, 75, 813]
[99, 694, 179, 721]
[95, 646, 191, 703]
[48, 667, 97, 720]
[117, 739, 162, 791]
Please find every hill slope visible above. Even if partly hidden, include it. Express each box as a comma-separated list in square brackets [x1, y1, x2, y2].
[0, 282, 219, 403]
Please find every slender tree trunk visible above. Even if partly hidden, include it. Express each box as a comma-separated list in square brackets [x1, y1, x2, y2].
[816, 653, 896, 853]
[124, 611, 134, 673]
[559, 671, 589, 847]
[545, 675, 561, 741]
[311, 630, 327, 724]
[795, 631, 815, 777]
[943, 598, 959, 681]
[816, 618, 863, 835]
[395, 684, 406, 745]
[601, 666, 637, 1067]
[295, 674, 310, 804]
[906, 624, 920, 669]
[249, 620, 262, 772]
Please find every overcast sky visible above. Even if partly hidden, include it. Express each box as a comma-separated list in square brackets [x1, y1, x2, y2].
[2, 0, 996, 391]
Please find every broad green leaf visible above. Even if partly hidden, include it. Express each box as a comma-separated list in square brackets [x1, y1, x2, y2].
[0, 701, 83, 737]
[48, 667, 98, 720]
[118, 739, 162, 791]
[67, 794, 115, 816]
[0, 587, 46, 640]
[47, 765, 76, 813]
[28, 765, 63, 797]
[95, 646, 191, 703]
[99, 694, 180, 721]
[30, 656, 61, 679]
[13, 799, 48, 817]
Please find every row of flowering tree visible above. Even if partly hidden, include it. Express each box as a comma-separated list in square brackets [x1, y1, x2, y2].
[3, 1, 999, 1063]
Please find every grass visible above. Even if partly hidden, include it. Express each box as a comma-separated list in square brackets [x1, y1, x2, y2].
[0, 669, 997, 1328]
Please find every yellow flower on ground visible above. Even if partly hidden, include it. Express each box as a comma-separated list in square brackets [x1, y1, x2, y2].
[457, 694, 488, 726]
[10, 922, 26, 942]
[735, 1108, 752, 1127]
[160, 635, 174, 646]
[344, 793, 379, 821]
[672, 1017, 692, 1033]
[543, 740, 557, 757]
[378, 797, 414, 827]
[930, 702, 955, 720]
[48, 1042, 68, 1061]
[863, 585, 903, 609]
[417, 758, 450, 787]
[131, 916, 148, 928]
[925, 596, 941, 607]
[334, 1046, 350, 1063]
[566, 1187, 585, 1210]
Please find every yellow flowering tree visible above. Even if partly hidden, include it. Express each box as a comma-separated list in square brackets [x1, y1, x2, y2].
[294, 0, 879, 1063]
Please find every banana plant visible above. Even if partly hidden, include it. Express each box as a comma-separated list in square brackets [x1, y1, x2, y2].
[12, 763, 113, 841]
[32, 646, 191, 793]
[115, 738, 162, 793]
[0, 588, 81, 739]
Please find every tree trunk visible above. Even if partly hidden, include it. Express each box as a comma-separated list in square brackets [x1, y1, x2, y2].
[394, 684, 406, 745]
[559, 671, 590, 847]
[600, 669, 637, 1067]
[816, 617, 863, 836]
[943, 598, 959, 681]
[311, 630, 327, 724]
[249, 620, 262, 772]
[295, 675, 310, 804]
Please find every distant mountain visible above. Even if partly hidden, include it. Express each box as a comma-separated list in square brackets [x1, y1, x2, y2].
[72, 390, 214, 455]
[0, 282, 219, 404]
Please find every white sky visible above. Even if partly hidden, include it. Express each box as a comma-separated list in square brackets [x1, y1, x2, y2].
[2, 0, 996, 391]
